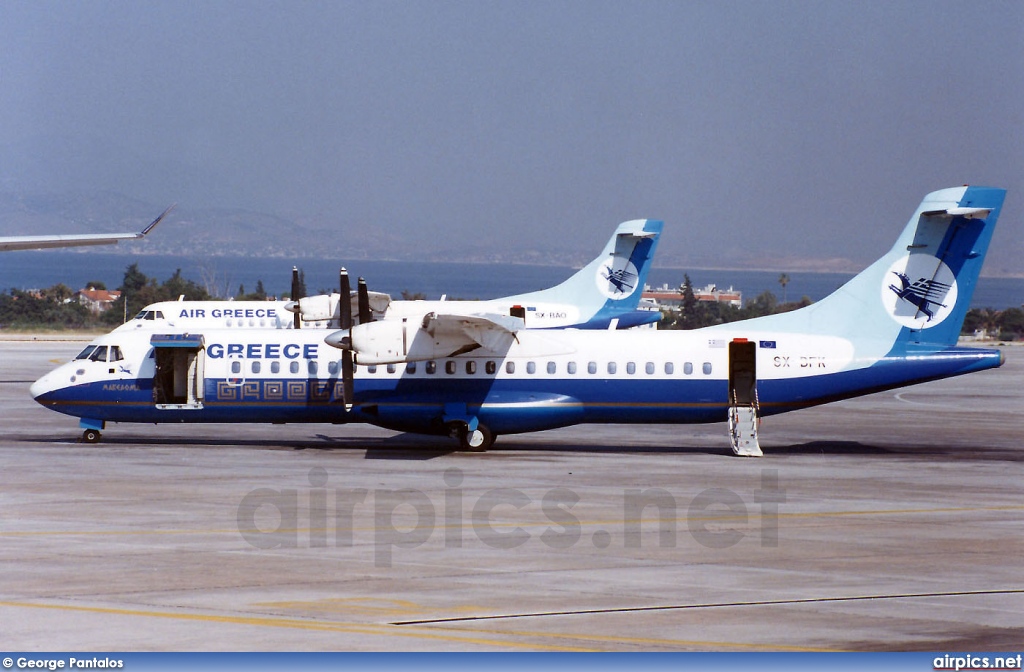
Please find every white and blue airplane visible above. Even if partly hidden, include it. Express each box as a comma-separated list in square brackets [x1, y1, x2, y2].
[31, 186, 1005, 455]
[116, 218, 663, 333]
[0, 205, 172, 251]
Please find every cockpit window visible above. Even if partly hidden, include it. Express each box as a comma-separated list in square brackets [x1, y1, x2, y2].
[75, 345, 98, 360]
[132, 310, 163, 321]
[108, 346, 123, 362]
[88, 346, 109, 362]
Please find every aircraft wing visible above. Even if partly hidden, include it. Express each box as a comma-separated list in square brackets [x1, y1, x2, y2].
[336, 310, 529, 364]
[422, 312, 525, 355]
[0, 204, 173, 252]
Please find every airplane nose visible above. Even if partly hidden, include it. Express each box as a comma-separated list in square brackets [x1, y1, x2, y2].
[29, 376, 47, 400]
[29, 372, 57, 401]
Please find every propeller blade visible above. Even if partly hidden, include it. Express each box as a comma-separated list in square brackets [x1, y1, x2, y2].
[291, 267, 302, 329]
[357, 277, 373, 325]
[339, 268, 352, 331]
[342, 350, 354, 410]
[338, 268, 355, 408]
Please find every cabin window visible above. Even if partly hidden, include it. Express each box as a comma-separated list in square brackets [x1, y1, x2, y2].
[406, 362, 417, 374]
[308, 360, 318, 375]
[607, 362, 617, 375]
[486, 361, 496, 375]
[271, 361, 280, 374]
[588, 362, 597, 374]
[466, 361, 476, 375]
[567, 362, 577, 374]
[626, 362, 636, 375]
[387, 364, 396, 374]
[506, 361, 515, 374]
[328, 361, 339, 375]
[646, 362, 655, 375]
[703, 362, 712, 375]
[445, 361, 456, 375]
[290, 361, 300, 374]
[368, 365, 377, 374]
[231, 361, 241, 374]
[547, 361, 556, 374]
[426, 361, 437, 374]
[89, 346, 109, 362]
[75, 345, 98, 360]
[664, 362, 674, 375]
[251, 361, 261, 374]
[684, 362, 693, 375]
[526, 361, 536, 375]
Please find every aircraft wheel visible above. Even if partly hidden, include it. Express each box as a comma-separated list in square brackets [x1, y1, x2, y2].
[82, 429, 101, 444]
[459, 423, 495, 452]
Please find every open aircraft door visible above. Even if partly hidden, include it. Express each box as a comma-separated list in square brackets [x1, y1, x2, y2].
[727, 339, 762, 457]
[151, 334, 205, 409]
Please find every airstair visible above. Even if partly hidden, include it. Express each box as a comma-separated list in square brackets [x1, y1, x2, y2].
[729, 388, 762, 457]
[728, 339, 763, 457]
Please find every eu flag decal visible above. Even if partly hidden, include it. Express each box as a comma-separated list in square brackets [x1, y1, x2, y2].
[759, 340, 777, 349]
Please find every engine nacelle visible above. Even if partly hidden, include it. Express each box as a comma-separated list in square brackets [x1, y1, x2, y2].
[296, 294, 339, 322]
[288, 292, 392, 324]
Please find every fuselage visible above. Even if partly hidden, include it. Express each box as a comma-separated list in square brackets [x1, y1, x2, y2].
[31, 323, 1001, 437]
[117, 297, 659, 334]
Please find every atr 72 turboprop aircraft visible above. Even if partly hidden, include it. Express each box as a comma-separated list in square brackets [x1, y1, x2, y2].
[115, 218, 663, 333]
[32, 186, 1005, 455]
[0, 205, 172, 251]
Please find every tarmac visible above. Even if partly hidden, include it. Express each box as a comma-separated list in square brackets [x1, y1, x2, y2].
[1, 336, 1022, 651]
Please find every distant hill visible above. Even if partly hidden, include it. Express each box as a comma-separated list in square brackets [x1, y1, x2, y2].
[2, 191, 1020, 277]
[0, 191, 602, 267]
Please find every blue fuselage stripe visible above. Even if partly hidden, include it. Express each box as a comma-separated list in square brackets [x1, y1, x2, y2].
[35, 348, 1001, 435]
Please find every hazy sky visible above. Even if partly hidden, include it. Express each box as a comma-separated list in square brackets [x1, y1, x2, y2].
[2, 1, 1022, 272]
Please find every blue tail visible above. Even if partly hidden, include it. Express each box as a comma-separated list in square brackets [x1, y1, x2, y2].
[718, 186, 1005, 354]
[505, 219, 663, 329]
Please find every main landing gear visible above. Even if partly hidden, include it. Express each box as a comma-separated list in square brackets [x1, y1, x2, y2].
[82, 428, 102, 444]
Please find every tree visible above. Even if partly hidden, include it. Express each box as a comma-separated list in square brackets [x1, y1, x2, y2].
[236, 280, 269, 301]
[778, 273, 790, 304]
[84, 280, 107, 290]
[679, 274, 704, 329]
[742, 291, 778, 319]
[103, 264, 212, 325]
[42, 283, 74, 304]
[996, 308, 1024, 340]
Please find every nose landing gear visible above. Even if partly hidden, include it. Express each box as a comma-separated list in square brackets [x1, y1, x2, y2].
[452, 422, 495, 451]
[79, 419, 105, 444]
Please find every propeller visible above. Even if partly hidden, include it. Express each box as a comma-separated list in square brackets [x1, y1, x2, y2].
[290, 267, 302, 329]
[338, 269, 354, 410]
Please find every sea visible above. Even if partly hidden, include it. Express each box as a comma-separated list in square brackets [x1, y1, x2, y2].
[2, 250, 1023, 309]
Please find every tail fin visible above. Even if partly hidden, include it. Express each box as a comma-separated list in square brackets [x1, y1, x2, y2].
[506, 219, 663, 328]
[727, 186, 1005, 352]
